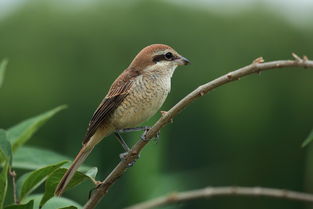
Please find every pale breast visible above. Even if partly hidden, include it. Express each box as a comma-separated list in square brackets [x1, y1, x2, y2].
[111, 74, 171, 129]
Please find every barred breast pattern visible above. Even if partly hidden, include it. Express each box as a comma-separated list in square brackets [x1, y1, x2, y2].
[111, 73, 171, 129]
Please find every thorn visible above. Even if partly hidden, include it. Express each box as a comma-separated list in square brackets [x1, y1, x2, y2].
[200, 92, 204, 96]
[292, 53, 302, 62]
[253, 57, 264, 64]
[226, 73, 232, 80]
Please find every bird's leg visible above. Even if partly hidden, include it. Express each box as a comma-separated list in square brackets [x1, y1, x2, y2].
[118, 126, 151, 133]
[114, 132, 130, 152]
[118, 126, 160, 141]
[114, 132, 139, 167]
[116, 127, 145, 159]
[116, 126, 159, 166]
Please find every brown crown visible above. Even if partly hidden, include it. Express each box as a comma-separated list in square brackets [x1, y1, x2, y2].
[129, 44, 176, 70]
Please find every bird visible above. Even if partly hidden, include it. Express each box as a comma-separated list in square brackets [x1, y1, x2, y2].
[54, 44, 190, 196]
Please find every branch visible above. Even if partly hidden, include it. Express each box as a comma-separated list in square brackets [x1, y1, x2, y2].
[9, 168, 18, 204]
[124, 186, 313, 209]
[83, 54, 313, 209]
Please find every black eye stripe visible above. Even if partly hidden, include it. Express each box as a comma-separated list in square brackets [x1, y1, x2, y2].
[152, 54, 166, 63]
[152, 53, 176, 63]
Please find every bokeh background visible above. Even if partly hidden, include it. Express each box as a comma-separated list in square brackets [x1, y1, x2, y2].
[1, 0, 313, 208]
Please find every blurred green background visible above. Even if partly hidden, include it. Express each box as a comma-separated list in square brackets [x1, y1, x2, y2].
[1, 0, 313, 208]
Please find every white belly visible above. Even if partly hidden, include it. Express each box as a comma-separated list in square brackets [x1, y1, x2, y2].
[111, 74, 171, 129]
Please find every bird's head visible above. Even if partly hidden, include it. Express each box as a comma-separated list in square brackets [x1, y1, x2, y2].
[129, 44, 190, 75]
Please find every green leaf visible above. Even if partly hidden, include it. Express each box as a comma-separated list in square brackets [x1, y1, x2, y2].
[0, 130, 12, 209]
[0, 129, 12, 165]
[4, 200, 34, 209]
[84, 167, 98, 180]
[40, 167, 97, 207]
[302, 128, 313, 147]
[13, 146, 92, 171]
[17, 161, 68, 201]
[58, 206, 78, 209]
[13, 146, 70, 170]
[0, 162, 9, 209]
[7, 105, 67, 151]
[0, 59, 8, 88]
[24, 194, 81, 209]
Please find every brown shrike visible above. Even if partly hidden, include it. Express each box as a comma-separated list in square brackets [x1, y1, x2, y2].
[55, 44, 190, 196]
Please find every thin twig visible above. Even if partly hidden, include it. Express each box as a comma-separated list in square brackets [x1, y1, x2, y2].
[292, 53, 302, 62]
[83, 55, 313, 209]
[9, 168, 18, 204]
[124, 186, 313, 209]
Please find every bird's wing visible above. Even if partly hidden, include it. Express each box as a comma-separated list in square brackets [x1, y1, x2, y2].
[83, 68, 140, 144]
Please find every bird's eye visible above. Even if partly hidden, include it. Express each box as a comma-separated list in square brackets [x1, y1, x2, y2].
[164, 52, 173, 60]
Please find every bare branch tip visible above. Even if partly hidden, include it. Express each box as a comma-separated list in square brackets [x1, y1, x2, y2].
[292, 53, 302, 62]
[253, 57, 264, 64]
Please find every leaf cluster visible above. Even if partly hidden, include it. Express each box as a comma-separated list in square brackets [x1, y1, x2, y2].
[0, 60, 96, 209]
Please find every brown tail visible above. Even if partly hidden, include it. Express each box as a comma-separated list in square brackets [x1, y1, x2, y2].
[54, 144, 94, 196]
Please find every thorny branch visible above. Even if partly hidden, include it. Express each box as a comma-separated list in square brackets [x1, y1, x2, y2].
[124, 186, 313, 209]
[83, 54, 313, 209]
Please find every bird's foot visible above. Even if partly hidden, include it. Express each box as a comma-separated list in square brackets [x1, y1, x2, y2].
[119, 151, 140, 167]
[119, 152, 129, 160]
[140, 127, 160, 143]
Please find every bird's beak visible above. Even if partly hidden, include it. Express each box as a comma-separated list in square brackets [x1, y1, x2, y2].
[175, 56, 191, 66]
